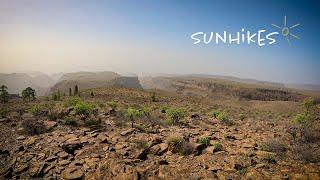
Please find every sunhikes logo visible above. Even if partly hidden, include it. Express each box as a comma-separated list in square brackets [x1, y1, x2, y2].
[190, 16, 300, 46]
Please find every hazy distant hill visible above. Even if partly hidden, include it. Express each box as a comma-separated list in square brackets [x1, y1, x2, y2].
[139, 75, 305, 101]
[0, 73, 55, 95]
[50, 71, 142, 94]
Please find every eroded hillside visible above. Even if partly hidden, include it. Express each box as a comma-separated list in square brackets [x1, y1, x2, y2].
[0, 86, 319, 179]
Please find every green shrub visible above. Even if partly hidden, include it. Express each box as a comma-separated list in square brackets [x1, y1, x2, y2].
[160, 105, 169, 113]
[29, 105, 43, 116]
[209, 110, 221, 118]
[198, 137, 210, 147]
[64, 116, 77, 126]
[303, 97, 316, 112]
[166, 135, 193, 155]
[166, 108, 186, 125]
[150, 92, 156, 102]
[84, 118, 102, 129]
[239, 112, 246, 121]
[217, 111, 233, 125]
[292, 112, 310, 124]
[73, 102, 94, 116]
[140, 106, 152, 118]
[97, 101, 105, 108]
[125, 107, 143, 127]
[239, 168, 248, 175]
[107, 101, 117, 110]
[213, 142, 223, 152]
[0, 107, 9, 118]
[64, 97, 81, 107]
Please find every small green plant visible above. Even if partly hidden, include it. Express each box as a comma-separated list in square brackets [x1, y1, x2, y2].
[239, 168, 248, 175]
[239, 112, 246, 121]
[213, 142, 223, 152]
[166, 108, 186, 125]
[160, 105, 169, 113]
[198, 136, 210, 147]
[52, 91, 61, 101]
[262, 154, 277, 164]
[303, 97, 316, 113]
[261, 139, 287, 153]
[217, 111, 233, 125]
[64, 116, 77, 126]
[209, 110, 221, 118]
[64, 97, 82, 107]
[125, 107, 143, 128]
[166, 134, 193, 155]
[140, 106, 152, 118]
[29, 105, 42, 116]
[0, 107, 9, 118]
[150, 91, 156, 102]
[132, 138, 149, 149]
[73, 102, 94, 117]
[292, 112, 310, 124]
[107, 101, 117, 110]
[97, 101, 105, 108]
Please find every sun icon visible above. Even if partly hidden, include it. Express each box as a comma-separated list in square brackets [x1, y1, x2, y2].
[271, 16, 300, 45]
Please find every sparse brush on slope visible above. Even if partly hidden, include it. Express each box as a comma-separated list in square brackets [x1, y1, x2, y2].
[0, 85, 9, 103]
[73, 102, 94, 120]
[64, 97, 81, 107]
[166, 134, 193, 155]
[166, 108, 186, 125]
[29, 104, 43, 116]
[125, 107, 143, 128]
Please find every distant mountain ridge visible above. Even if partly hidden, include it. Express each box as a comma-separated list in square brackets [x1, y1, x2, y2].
[0, 73, 55, 95]
[0, 71, 319, 97]
[50, 71, 143, 94]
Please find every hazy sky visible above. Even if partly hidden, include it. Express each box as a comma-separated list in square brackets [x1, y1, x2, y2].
[0, 0, 319, 84]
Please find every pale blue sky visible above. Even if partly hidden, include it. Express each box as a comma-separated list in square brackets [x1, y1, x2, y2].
[0, 0, 319, 84]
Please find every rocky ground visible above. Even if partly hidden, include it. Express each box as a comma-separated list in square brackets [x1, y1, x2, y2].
[0, 87, 319, 179]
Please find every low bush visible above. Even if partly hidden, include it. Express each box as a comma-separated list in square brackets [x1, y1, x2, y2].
[198, 136, 210, 147]
[29, 105, 43, 116]
[107, 101, 117, 110]
[292, 112, 310, 124]
[73, 102, 94, 117]
[0, 107, 9, 118]
[293, 143, 319, 163]
[132, 138, 149, 149]
[261, 139, 287, 153]
[64, 116, 77, 126]
[239, 112, 246, 121]
[209, 110, 221, 118]
[213, 142, 223, 152]
[84, 118, 102, 129]
[217, 111, 233, 125]
[64, 97, 81, 107]
[166, 134, 193, 155]
[150, 92, 156, 102]
[166, 108, 186, 125]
